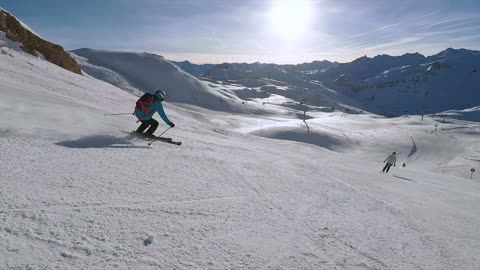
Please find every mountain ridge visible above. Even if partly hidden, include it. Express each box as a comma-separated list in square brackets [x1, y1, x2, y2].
[0, 8, 81, 74]
[170, 48, 479, 117]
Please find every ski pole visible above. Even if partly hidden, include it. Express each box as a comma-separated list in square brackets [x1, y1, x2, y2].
[104, 113, 132, 116]
[148, 127, 171, 146]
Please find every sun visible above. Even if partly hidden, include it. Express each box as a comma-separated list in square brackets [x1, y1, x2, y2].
[268, 0, 314, 40]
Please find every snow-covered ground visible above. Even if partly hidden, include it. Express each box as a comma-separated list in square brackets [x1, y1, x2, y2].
[1, 43, 480, 270]
[439, 106, 480, 122]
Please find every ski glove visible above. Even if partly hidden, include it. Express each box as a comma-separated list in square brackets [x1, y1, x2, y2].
[169, 122, 175, 128]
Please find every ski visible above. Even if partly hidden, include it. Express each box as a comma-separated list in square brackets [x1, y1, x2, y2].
[122, 131, 181, 146]
[150, 136, 182, 146]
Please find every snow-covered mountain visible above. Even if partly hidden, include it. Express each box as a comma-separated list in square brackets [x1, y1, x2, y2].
[0, 8, 81, 74]
[203, 62, 314, 88]
[310, 48, 480, 115]
[70, 49, 350, 115]
[174, 49, 479, 118]
[203, 62, 250, 80]
[174, 60, 337, 80]
[78, 48, 478, 118]
[70, 48, 251, 112]
[289, 60, 338, 73]
[170, 60, 215, 77]
[192, 61, 357, 114]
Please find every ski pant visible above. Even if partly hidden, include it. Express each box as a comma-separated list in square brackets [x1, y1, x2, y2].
[136, 119, 158, 135]
[382, 163, 393, 173]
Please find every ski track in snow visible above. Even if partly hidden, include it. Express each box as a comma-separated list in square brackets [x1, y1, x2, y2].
[1, 45, 480, 269]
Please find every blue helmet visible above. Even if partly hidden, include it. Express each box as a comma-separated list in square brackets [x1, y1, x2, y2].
[155, 90, 167, 101]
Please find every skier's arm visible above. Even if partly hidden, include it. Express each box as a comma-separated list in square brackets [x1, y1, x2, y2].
[154, 102, 171, 125]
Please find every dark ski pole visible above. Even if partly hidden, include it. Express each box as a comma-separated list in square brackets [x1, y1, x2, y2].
[104, 112, 132, 116]
[148, 127, 172, 146]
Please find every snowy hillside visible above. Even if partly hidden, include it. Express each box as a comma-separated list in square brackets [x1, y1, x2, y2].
[203, 62, 314, 88]
[171, 60, 215, 77]
[309, 48, 480, 115]
[174, 49, 480, 118]
[439, 106, 480, 122]
[77, 48, 479, 119]
[71, 48, 254, 112]
[203, 63, 250, 80]
[2, 33, 480, 270]
[70, 49, 352, 116]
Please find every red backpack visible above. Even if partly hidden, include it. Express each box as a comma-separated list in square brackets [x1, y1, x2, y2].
[133, 93, 156, 116]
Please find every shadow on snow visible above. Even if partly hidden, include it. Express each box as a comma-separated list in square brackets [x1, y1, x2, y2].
[55, 135, 149, 149]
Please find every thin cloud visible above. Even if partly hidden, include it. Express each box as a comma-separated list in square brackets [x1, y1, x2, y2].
[351, 22, 401, 38]
[363, 37, 423, 52]
[328, 42, 370, 53]
[376, 22, 402, 31]
[416, 25, 480, 36]
[448, 34, 480, 42]
[443, 21, 474, 29]
[351, 22, 397, 38]
[350, 12, 437, 39]
[379, 33, 404, 39]
[423, 17, 471, 29]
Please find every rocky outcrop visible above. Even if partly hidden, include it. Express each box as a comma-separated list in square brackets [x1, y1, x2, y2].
[0, 9, 81, 74]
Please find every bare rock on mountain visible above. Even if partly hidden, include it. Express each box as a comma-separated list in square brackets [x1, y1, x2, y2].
[0, 9, 81, 74]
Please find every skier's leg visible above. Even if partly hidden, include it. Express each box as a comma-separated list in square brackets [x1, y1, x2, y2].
[136, 120, 150, 133]
[145, 119, 159, 136]
[386, 163, 392, 173]
[382, 163, 389, 172]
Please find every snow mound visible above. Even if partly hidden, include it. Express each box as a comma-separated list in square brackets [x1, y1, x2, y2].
[252, 125, 353, 151]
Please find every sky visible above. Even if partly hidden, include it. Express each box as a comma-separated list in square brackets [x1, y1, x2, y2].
[1, 0, 480, 64]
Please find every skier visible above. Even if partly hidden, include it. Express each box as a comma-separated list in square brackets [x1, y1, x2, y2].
[382, 152, 397, 173]
[133, 90, 175, 138]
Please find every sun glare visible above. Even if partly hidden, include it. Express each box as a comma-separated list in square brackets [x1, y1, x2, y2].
[268, 0, 314, 40]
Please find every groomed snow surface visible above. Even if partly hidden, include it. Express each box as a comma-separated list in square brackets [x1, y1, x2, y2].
[1, 46, 480, 270]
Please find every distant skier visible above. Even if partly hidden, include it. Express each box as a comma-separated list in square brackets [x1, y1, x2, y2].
[133, 90, 175, 138]
[382, 152, 397, 173]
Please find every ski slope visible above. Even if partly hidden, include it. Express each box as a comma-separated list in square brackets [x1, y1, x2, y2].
[1, 44, 480, 269]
